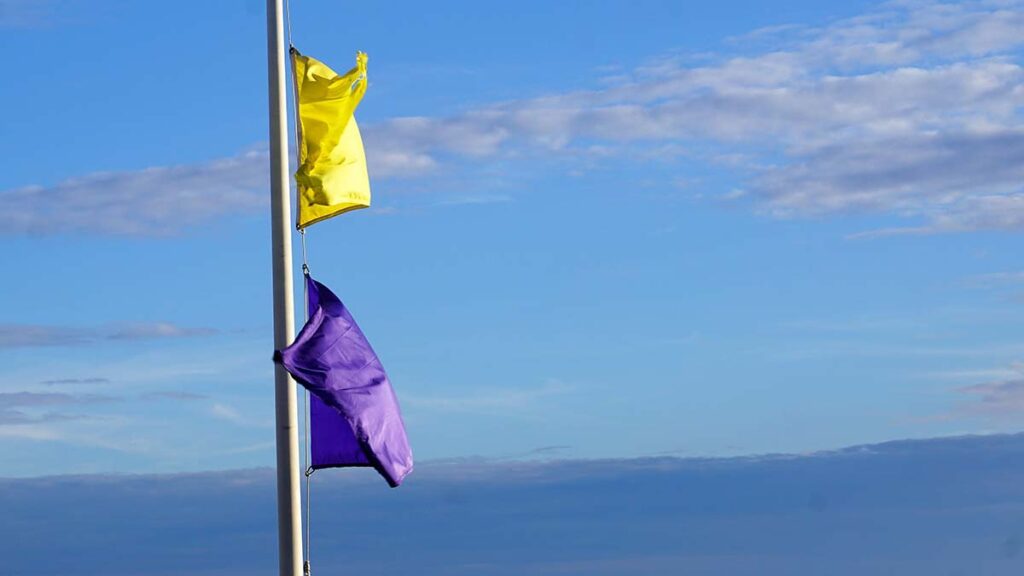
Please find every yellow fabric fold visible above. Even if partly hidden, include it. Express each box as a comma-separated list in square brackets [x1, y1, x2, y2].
[291, 49, 371, 229]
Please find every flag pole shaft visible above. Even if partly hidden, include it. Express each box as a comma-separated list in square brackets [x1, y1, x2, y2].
[266, 0, 303, 575]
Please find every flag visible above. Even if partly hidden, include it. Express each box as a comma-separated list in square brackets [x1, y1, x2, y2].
[310, 394, 371, 469]
[291, 48, 371, 229]
[274, 273, 412, 487]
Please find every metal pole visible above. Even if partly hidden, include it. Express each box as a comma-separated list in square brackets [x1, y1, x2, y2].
[266, 0, 303, 574]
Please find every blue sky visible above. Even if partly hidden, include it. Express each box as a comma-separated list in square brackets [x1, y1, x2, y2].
[2, 0, 1024, 477]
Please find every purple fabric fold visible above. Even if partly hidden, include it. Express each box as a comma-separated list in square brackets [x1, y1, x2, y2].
[274, 274, 412, 487]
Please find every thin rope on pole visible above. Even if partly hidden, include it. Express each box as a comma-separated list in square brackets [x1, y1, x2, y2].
[300, 228, 312, 575]
[304, 463, 312, 576]
[287, 0, 303, 236]
[285, 0, 294, 49]
[301, 229, 309, 275]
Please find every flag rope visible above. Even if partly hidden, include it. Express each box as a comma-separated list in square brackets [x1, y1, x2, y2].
[300, 228, 313, 576]
[285, 0, 294, 51]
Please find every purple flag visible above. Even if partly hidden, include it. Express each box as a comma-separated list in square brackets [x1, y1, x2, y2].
[274, 274, 412, 487]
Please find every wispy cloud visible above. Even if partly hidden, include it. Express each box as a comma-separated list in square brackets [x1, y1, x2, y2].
[959, 270, 1024, 302]
[764, 338, 1024, 362]
[39, 377, 111, 386]
[360, 2, 1024, 234]
[957, 378, 1024, 416]
[141, 390, 208, 402]
[954, 360, 1024, 416]
[0, 391, 117, 429]
[927, 362, 1024, 382]
[0, 144, 434, 236]
[405, 379, 574, 413]
[435, 194, 513, 206]
[0, 0, 60, 29]
[0, 391, 117, 407]
[0, 149, 269, 236]
[106, 323, 216, 340]
[5, 1, 1024, 236]
[0, 423, 63, 440]
[0, 322, 217, 349]
[519, 445, 572, 458]
[944, 359, 1024, 418]
[0, 324, 89, 348]
[0, 409, 85, 426]
[964, 270, 1024, 288]
[209, 403, 270, 428]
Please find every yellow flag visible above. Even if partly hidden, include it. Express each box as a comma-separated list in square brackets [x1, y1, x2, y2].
[291, 49, 371, 229]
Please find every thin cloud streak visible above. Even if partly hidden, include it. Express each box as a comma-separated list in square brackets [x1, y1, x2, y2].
[39, 377, 111, 386]
[0, 392, 117, 429]
[141, 391, 208, 402]
[954, 361, 1024, 416]
[209, 403, 270, 428]
[0, 409, 86, 426]
[0, 322, 217, 349]
[0, 391, 118, 407]
[0, 149, 269, 236]
[964, 271, 1024, 287]
[0, 0, 60, 29]
[405, 379, 574, 413]
[435, 194, 513, 206]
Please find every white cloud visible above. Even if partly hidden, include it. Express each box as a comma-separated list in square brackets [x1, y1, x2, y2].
[957, 378, 1024, 415]
[755, 127, 1024, 220]
[0, 391, 115, 431]
[0, 322, 216, 348]
[141, 391, 208, 402]
[0, 391, 117, 407]
[209, 403, 270, 428]
[0, 150, 269, 236]
[928, 361, 1024, 381]
[39, 377, 111, 386]
[0, 142, 437, 236]
[953, 362, 1024, 416]
[6, 1, 1024, 235]
[106, 323, 215, 340]
[0, 423, 63, 440]
[356, 1, 1024, 233]
[435, 194, 513, 206]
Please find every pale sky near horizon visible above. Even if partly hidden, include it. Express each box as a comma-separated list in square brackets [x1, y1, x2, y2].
[2, 0, 1024, 477]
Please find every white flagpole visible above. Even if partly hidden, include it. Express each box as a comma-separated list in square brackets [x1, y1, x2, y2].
[266, 0, 303, 575]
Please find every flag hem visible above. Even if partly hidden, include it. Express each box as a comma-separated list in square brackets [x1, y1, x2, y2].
[295, 202, 370, 230]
